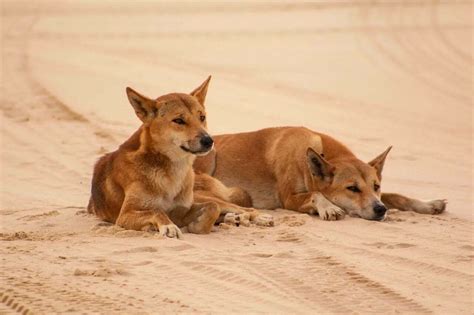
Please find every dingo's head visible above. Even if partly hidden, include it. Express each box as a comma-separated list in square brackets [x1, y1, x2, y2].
[126, 76, 213, 158]
[306, 147, 392, 221]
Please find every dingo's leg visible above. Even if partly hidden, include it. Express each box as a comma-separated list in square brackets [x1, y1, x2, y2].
[194, 173, 252, 207]
[169, 202, 221, 234]
[381, 193, 447, 214]
[116, 188, 182, 238]
[194, 192, 274, 227]
[281, 190, 345, 221]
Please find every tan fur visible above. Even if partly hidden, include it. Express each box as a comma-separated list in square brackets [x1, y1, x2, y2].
[193, 173, 269, 224]
[88, 76, 224, 238]
[194, 127, 447, 221]
[381, 193, 446, 215]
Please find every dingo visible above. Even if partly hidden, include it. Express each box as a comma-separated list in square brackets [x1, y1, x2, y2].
[88, 77, 224, 238]
[194, 127, 447, 221]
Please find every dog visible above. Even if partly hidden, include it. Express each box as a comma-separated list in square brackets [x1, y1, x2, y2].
[194, 127, 447, 221]
[87, 76, 228, 238]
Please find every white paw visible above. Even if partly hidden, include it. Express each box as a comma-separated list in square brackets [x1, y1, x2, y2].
[159, 224, 183, 239]
[254, 214, 274, 227]
[425, 199, 447, 214]
[312, 193, 345, 221]
[318, 205, 345, 221]
[223, 212, 250, 227]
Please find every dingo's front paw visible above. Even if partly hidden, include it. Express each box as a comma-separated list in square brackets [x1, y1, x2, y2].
[158, 224, 183, 239]
[254, 214, 274, 227]
[318, 205, 345, 221]
[223, 212, 250, 227]
[312, 193, 346, 221]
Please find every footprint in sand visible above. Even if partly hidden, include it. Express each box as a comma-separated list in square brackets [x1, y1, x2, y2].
[112, 247, 158, 254]
[91, 223, 185, 239]
[19, 210, 59, 221]
[73, 267, 129, 277]
[455, 255, 474, 262]
[168, 243, 195, 252]
[91, 224, 150, 238]
[250, 253, 273, 258]
[364, 242, 416, 249]
[278, 215, 307, 227]
[459, 245, 474, 251]
[0, 231, 29, 241]
[276, 231, 302, 243]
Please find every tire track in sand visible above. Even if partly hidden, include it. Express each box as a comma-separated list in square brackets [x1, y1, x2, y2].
[300, 228, 473, 311]
[243, 234, 431, 314]
[356, 0, 471, 103]
[0, 269, 146, 314]
[140, 257, 308, 313]
[1, 11, 118, 208]
[1, 16, 115, 140]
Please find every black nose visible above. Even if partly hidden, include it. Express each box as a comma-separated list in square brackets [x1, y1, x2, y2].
[200, 135, 214, 148]
[373, 204, 387, 216]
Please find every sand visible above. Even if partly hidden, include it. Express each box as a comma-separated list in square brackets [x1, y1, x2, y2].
[1, 0, 472, 314]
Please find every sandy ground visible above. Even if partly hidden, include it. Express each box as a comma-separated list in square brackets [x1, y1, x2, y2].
[1, 0, 473, 314]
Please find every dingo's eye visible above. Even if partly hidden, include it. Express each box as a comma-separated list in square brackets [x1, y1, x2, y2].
[200, 115, 206, 122]
[374, 183, 380, 191]
[346, 186, 361, 193]
[172, 118, 186, 125]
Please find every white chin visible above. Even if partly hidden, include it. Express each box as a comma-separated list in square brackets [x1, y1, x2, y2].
[195, 150, 212, 157]
[194, 143, 214, 156]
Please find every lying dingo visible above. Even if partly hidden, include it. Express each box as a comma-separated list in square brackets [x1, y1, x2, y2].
[194, 127, 447, 221]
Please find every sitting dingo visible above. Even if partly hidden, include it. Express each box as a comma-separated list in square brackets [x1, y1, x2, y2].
[88, 77, 225, 238]
[194, 127, 447, 221]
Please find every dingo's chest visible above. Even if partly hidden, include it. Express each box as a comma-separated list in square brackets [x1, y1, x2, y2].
[146, 162, 194, 211]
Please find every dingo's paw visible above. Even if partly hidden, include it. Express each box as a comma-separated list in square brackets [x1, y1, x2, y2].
[425, 199, 447, 214]
[254, 214, 274, 227]
[312, 193, 346, 221]
[224, 212, 250, 227]
[318, 205, 346, 221]
[158, 224, 183, 239]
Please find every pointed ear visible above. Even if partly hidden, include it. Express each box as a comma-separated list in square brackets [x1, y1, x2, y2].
[306, 147, 334, 181]
[190, 75, 211, 105]
[126, 87, 157, 122]
[368, 146, 392, 178]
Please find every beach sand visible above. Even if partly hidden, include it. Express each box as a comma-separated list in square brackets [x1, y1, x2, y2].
[1, 1, 472, 313]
